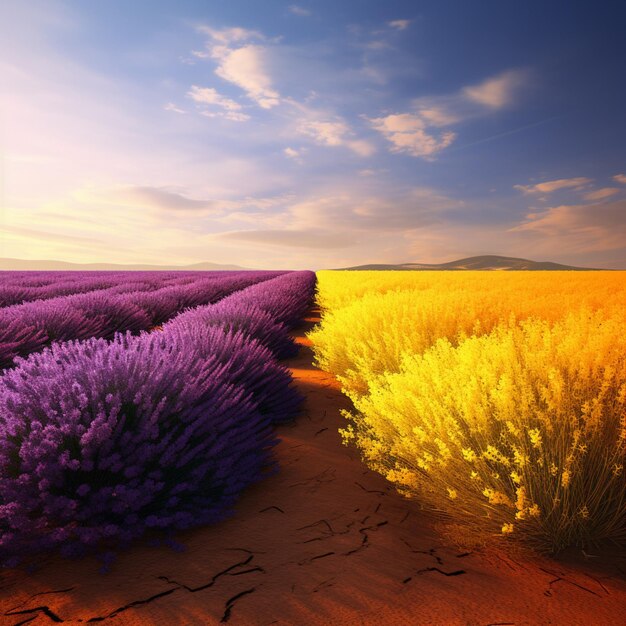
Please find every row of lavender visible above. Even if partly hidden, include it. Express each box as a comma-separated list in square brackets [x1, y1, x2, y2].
[0, 271, 285, 368]
[0, 270, 224, 308]
[0, 271, 316, 567]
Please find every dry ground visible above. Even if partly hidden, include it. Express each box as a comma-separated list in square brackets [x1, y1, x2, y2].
[0, 310, 624, 625]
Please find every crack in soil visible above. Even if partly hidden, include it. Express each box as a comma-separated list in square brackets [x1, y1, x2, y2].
[86, 588, 179, 622]
[344, 520, 389, 556]
[540, 568, 602, 598]
[298, 551, 336, 565]
[259, 506, 285, 514]
[157, 555, 260, 592]
[6, 588, 75, 615]
[5, 588, 77, 624]
[80, 555, 264, 622]
[220, 587, 256, 623]
[288, 467, 336, 491]
[4, 605, 64, 624]
[404, 567, 467, 583]
[354, 482, 386, 496]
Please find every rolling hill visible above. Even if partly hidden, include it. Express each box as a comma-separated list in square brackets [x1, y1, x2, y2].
[0, 258, 250, 271]
[338, 255, 602, 271]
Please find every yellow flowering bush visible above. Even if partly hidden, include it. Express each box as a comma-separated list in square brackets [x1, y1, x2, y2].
[310, 272, 626, 400]
[311, 271, 626, 552]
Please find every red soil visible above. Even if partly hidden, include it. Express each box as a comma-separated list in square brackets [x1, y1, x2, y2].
[0, 310, 624, 625]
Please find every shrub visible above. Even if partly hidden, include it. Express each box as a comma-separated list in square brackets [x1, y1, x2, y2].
[230, 271, 316, 327]
[344, 310, 626, 553]
[309, 272, 626, 399]
[0, 329, 280, 564]
[164, 299, 298, 359]
[161, 324, 303, 423]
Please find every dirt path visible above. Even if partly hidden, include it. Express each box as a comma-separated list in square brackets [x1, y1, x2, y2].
[1, 310, 624, 625]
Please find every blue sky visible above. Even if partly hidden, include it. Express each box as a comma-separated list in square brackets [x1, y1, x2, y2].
[1, 0, 625, 268]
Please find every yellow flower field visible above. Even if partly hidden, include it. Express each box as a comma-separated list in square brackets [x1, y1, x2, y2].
[309, 271, 626, 552]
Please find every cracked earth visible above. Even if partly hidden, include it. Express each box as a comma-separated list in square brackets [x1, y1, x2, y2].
[0, 310, 624, 625]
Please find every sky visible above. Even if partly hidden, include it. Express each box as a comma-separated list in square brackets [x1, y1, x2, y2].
[1, 0, 625, 269]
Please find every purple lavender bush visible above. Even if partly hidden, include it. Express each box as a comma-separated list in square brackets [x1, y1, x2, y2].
[0, 272, 283, 368]
[0, 295, 150, 368]
[0, 270, 314, 565]
[225, 270, 316, 327]
[164, 299, 299, 359]
[161, 324, 303, 423]
[0, 329, 283, 565]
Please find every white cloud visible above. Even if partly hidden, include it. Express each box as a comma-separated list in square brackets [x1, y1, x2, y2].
[613, 174, 626, 184]
[199, 109, 251, 122]
[298, 119, 347, 146]
[195, 26, 281, 109]
[213, 45, 281, 109]
[187, 85, 242, 111]
[197, 26, 267, 45]
[583, 187, 620, 201]
[416, 107, 459, 127]
[509, 199, 626, 253]
[514, 177, 592, 194]
[388, 20, 410, 31]
[164, 102, 186, 114]
[462, 69, 528, 109]
[369, 113, 456, 158]
[369, 69, 529, 158]
[288, 5, 311, 17]
[187, 85, 250, 121]
[284, 147, 301, 161]
[297, 119, 375, 156]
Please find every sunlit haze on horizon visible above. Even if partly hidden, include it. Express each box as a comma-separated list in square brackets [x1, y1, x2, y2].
[1, 0, 625, 269]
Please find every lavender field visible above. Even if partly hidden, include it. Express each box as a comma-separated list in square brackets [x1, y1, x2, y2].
[0, 270, 316, 567]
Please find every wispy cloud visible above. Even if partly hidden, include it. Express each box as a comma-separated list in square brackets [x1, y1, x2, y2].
[462, 70, 528, 108]
[219, 228, 353, 249]
[613, 174, 626, 184]
[284, 147, 301, 160]
[195, 26, 281, 109]
[369, 69, 530, 158]
[297, 119, 348, 146]
[368, 113, 456, 158]
[583, 187, 620, 201]
[297, 118, 375, 156]
[288, 5, 311, 17]
[164, 102, 186, 114]
[0, 225, 102, 245]
[509, 199, 626, 252]
[187, 85, 250, 121]
[80, 185, 223, 212]
[388, 19, 411, 31]
[514, 177, 592, 194]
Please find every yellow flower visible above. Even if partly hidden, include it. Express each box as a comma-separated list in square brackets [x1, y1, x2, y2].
[528, 428, 543, 448]
[561, 469, 571, 487]
[502, 523, 515, 534]
[462, 448, 477, 462]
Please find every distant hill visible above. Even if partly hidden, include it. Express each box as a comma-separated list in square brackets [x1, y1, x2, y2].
[338, 255, 602, 271]
[0, 258, 250, 271]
